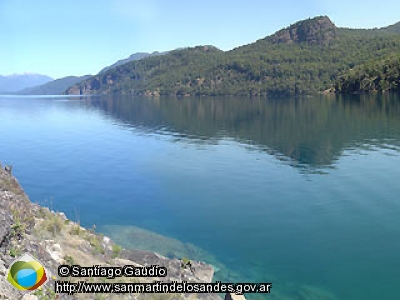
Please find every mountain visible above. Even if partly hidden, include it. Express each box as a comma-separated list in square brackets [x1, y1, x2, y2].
[65, 16, 400, 97]
[66, 45, 223, 96]
[99, 51, 166, 74]
[17, 75, 91, 95]
[383, 21, 400, 33]
[335, 54, 400, 93]
[268, 16, 337, 45]
[17, 51, 167, 95]
[0, 73, 53, 93]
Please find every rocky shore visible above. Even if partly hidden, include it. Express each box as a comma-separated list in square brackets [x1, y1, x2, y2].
[0, 164, 220, 300]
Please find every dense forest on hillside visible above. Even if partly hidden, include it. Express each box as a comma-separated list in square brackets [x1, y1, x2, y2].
[335, 54, 400, 93]
[66, 16, 400, 96]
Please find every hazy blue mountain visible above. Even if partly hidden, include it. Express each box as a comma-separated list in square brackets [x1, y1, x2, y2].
[17, 75, 91, 95]
[0, 73, 53, 93]
[100, 51, 166, 73]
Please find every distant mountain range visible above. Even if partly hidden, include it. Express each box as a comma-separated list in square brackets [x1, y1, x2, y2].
[16, 75, 92, 95]
[5, 51, 166, 95]
[0, 73, 53, 93]
[65, 16, 400, 96]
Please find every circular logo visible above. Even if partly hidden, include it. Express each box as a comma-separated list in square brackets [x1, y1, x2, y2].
[6, 253, 49, 292]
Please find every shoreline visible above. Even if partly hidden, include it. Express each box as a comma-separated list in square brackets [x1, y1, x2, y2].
[0, 164, 220, 300]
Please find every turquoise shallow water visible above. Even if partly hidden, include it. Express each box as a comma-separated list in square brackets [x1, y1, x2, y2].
[1, 94, 400, 299]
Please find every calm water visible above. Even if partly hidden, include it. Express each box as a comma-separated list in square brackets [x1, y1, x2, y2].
[1, 94, 400, 299]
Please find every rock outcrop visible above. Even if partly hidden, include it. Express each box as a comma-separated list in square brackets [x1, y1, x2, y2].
[65, 77, 101, 95]
[0, 164, 220, 300]
[268, 16, 337, 45]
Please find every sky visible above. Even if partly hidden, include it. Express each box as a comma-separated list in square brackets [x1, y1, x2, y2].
[1, 0, 400, 79]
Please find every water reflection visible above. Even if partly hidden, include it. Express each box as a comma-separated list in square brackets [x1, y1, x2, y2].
[84, 93, 400, 170]
[2, 93, 400, 300]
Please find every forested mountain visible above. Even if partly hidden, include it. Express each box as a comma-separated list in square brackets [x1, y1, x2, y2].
[335, 54, 400, 93]
[383, 22, 400, 34]
[99, 51, 166, 74]
[17, 75, 91, 95]
[65, 16, 400, 97]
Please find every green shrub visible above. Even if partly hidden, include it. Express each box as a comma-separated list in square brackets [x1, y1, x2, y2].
[64, 255, 76, 265]
[44, 215, 64, 236]
[69, 224, 82, 236]
[112, 244, 122, 258]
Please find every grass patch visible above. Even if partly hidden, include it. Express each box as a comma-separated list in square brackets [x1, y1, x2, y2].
[9, 246, 22, 258]
[70, 224, 83, 236]
[10, 207, 34, 236]
[112, 244, 122, 258]
[10, 219, 26, 238]
[64, 255, 77, 265]
[35, 213, 65, 238]
[44, 214, 64, 236]
[87, 234, 105, 255]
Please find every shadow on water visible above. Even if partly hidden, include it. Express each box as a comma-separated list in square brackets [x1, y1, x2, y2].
[84, 92, 400, 172]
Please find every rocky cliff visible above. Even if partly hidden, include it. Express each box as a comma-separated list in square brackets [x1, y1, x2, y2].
[0, 164, 220, 300]
[268, 16, 337, 45]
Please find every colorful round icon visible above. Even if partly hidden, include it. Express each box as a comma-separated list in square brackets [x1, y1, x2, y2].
[6, 253, 49, 292]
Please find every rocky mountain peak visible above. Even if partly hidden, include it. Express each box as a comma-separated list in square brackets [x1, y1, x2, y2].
[269, 16, 337, 45]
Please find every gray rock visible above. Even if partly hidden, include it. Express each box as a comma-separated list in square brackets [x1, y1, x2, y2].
[0, 275, 22, 300]
[22, 294, 39, 300]
[0, 259, 6, 275]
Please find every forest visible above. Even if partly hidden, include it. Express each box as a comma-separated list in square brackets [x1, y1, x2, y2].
[66, 16, 400, 96]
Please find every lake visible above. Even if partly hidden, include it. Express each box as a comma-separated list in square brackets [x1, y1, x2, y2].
[1, 94, 400, 299]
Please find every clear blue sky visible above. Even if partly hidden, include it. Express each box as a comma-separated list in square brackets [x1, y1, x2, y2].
[1, 0, 399, 79]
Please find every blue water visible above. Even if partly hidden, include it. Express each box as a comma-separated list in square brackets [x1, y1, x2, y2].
[1, 94, 400, 299]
